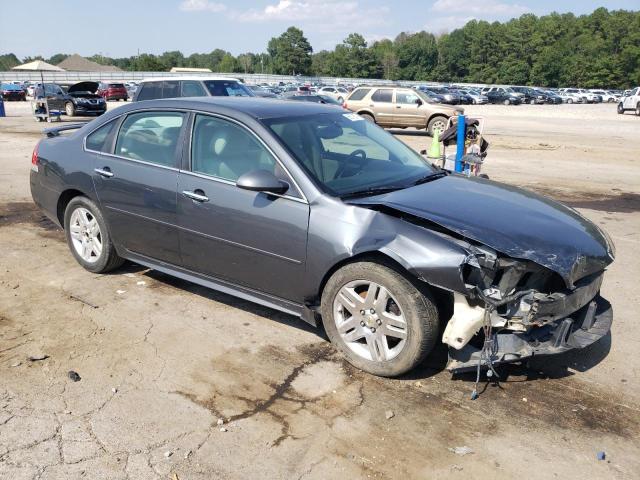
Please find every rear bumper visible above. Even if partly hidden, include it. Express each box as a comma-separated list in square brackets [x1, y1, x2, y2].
[447, 295, 612, 372]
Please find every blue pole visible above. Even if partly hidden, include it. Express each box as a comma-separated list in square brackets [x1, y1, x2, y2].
[455, 114, 465, 172]
[0, 97, 5, 118]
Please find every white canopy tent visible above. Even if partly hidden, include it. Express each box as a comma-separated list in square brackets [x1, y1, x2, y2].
[12, 60, 65, 85]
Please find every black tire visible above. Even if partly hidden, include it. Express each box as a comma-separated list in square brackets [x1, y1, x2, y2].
[636, 103, 640, 116]
[617, 103, 624, 115]
[530, 99, 535, 105]
[65, 102, 75, 117]
[359, 112, 375, 123]
[64, 196, 124, 274]
[321, 261, 439, 377]
[503, 99, 510, 105]
[567, 98, 573, 104]
[337, 96, 344, 103]
[427, 115, 448, 136]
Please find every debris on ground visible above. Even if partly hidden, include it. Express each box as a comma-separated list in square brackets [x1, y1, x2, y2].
[597, 451, 606, 461]
[69, 294, 99, 309]
[184, 450, 192, 459]
[164, 451, 173, 458]
[10, 361, 21, 368]
[172, 473, 180, 480]
[116, 290, 126, 295]
[67, 370, 81, 382]
[112, 387, 118, 394]
[136, 281, 146, 286]
[385, 410, 395, 420]
[217, 418, 224, 426]
[28, 353, 49, 362]
[220, 427, 227, 432]
[522, 397, 528, 402]
[448, 446, 474, 456]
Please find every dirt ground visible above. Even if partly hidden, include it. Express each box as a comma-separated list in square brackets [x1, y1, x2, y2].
[0, 100, 639, 480]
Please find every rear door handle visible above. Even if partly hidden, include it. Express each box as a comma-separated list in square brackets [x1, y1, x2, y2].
[94, 167, 113, 178]
[182, 190, 209, 203]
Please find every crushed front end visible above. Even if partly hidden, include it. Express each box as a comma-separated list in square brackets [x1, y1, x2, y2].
[443, 245, 614, 372]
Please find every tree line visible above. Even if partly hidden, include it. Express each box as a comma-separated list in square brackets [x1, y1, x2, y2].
[1, 7, 638, 88]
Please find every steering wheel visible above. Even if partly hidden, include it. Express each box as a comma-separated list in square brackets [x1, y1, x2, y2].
[335, 149, 367, 178]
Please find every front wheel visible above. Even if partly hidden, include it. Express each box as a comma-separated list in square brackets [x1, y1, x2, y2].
[321, 261, 439, 377]
[567, 98, 573, 104]
[503, 99, 510, 105]
[65, 102, 75, 117]
[427, 115, 447, 136]
[530, 99, 535, 105]
[64, 197, 124, 274]
[617, 103, 624, 114]
[636, 103, 640, 116]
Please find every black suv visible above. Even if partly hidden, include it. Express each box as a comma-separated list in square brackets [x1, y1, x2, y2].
[133, 77, 254, 101]
[35, 82, 106, 117]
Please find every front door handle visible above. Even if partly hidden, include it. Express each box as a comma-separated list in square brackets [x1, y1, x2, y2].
[182, 189, 209, 203]
[94, 167, 113, 178]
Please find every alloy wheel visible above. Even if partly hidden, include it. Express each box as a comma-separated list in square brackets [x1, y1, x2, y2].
[333, 280, 408, 362]
[69, 207, 102, 263]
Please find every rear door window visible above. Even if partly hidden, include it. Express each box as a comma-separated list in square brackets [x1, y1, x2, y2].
[181, 80, 207, 97]
[203, 80, 252, 97]
[162, 81, 180, 99]
[396, 91, 421, 104]
[371, 89, 393, 102]
[115, 111, 185, 167]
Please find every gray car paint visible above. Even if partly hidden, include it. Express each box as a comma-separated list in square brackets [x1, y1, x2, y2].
[30, 97, 613, 343]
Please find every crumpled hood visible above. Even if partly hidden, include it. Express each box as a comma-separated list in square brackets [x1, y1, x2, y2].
[350, 175, 614, 287]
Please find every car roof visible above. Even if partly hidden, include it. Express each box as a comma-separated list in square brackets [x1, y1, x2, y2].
[139, 76, 240, 83]
[112, 96, 342, 120]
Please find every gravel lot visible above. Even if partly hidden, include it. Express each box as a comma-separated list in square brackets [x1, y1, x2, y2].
[1, 100, 639, 479]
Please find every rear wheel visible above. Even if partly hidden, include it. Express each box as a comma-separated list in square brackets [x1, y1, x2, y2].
[567, 98, 573, 104]
[321, 261, 439, 377]
[636, 103, 640, 116]
[359, 112, 375, 123]
[65, 102, 75, 117]
[427, 115, 447, 136]
[503, 99, 510, 105]
[64, 197, 124, 274]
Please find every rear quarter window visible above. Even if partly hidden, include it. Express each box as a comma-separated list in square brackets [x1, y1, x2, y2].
[348, 88, 370, 101]
[371, 89, 393, 103]
[86, 120, 117, 153]
[136, 82, 161, 101]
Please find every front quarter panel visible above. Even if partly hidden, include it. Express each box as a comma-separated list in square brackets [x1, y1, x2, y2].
[305, 199, 470, 302]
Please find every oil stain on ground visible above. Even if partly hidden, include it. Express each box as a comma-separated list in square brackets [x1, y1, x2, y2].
[0, 202, 62, 239]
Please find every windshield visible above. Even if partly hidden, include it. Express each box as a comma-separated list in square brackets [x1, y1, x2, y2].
[203, 80, 253, 97]
[264, 112, 436, 197]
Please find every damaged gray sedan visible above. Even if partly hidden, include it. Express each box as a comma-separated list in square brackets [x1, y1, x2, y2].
[30, 98, 614, 377]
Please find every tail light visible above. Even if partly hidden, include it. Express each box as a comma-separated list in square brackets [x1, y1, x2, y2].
[31, 141, 40, 172]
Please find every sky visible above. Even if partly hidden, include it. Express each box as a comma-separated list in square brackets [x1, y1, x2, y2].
[1, 0, 638, 59]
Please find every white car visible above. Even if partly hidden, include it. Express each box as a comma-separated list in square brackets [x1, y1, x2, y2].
[557, 91, 583, 103]
[617, 87, 640, 115]
[561, 88, 600, 103]
[590, 89, 618, 103]
[318, 86, 350, 103]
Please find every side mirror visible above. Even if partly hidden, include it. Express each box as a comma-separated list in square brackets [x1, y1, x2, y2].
[236, 169, 289, 195]
[415, 98, 423, 106]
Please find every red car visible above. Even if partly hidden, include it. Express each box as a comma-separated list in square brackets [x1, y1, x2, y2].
[1, 83, 26, 101]
[97, 82, 128, 101]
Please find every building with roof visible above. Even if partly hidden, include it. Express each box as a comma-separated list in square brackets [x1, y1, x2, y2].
[56, 54, 122, 72]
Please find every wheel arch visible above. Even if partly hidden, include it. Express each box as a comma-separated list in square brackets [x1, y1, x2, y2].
[426, 112, 450, 126]
[315, 250, 454, 327]
[56, 188, 90, 227]
[356, 109, 375, 119]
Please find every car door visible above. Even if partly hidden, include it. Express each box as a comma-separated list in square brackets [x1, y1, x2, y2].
[394, 90, 424, 127]
[91, 110, 185, 265]
[177, 113, 310, 302]
[369, 88, 395, 126]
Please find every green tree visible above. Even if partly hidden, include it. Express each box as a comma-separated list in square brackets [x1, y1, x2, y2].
[218, 53, 238, 73]
[267, 27, 313, 75]
[0, 53, 20, 71]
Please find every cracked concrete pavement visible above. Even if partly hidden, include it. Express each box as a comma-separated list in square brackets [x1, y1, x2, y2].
[1, 102, 639, 479]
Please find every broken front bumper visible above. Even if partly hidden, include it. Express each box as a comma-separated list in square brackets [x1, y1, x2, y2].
[446, 295, 612, 372]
